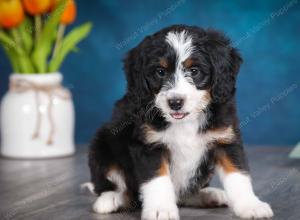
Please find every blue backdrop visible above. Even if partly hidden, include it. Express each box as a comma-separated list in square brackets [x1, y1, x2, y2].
[0, 0, 299, 146]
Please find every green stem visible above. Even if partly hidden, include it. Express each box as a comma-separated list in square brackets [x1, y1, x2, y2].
[11, 28, 21, 49]
[10, 28, 23, 73]
[2, 45, 19, 72]
[11, 28, 34, 73]
[52, 24, 66, 59]
[35, 15, 42, 43]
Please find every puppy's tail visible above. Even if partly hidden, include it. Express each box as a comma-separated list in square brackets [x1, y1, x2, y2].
[80, 182, 97, 196]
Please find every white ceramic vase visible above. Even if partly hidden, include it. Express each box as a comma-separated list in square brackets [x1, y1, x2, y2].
[0, 73, 75, 159]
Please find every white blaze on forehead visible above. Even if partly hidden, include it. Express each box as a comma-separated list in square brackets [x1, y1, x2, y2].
[165, 31, 194, 90]
[165, 31, 194, 65]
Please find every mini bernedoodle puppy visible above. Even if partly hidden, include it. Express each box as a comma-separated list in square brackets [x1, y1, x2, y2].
[84, 25, 274, 219]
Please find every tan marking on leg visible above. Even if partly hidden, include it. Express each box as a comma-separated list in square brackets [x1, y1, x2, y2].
[105, 165, 131, 209]
[158, 158, 169, 176]
[106, 164, 120, 175]
[217, 154, 237, 173]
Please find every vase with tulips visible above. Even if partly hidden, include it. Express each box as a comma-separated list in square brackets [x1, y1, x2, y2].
[0, 0, 92, 158]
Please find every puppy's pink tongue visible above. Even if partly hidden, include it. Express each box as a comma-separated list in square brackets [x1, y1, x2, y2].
[171, 113, 185, 119]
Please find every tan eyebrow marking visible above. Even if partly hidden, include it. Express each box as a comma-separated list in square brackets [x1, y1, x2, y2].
[159, 58, 168, 68]
[183, 58, 193, 68]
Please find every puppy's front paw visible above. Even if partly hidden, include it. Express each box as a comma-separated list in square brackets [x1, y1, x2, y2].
[232, 197, 273, 219]
[142, 205, 179, 220]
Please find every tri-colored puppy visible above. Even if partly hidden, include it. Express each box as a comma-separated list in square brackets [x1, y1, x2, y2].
[86, 25, 273, 219]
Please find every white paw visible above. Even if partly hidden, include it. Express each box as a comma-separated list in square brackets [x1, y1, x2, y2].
[142, 206, 179, 220]
[93, 191, 124, 214]
[200, 187, 229, 206]
[232, 197, 273, 219]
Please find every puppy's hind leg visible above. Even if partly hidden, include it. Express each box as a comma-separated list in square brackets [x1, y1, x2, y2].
[81, 180, 127, 214]
[88, 129, 129, 214]
[88, 139, 116, 196]
[93, 167, 129, 214]
[179, 187, 228, 208]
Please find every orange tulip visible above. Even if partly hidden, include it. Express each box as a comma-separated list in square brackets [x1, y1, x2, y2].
[60, 0, 76, 24]
[0, 0, 24, 28]
[23, 0, 52, 15]
[50, 0, 76, 25]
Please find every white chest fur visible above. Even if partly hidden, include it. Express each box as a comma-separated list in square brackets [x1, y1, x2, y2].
[144, 117, 235, 197]
[167, 122, 208, 196]
[145, 119, 209, 196]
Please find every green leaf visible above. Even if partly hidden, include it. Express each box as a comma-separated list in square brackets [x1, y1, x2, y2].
[31, 0, 67, 73]
[10, 29, 35, 73]
[19, 18, 33, 54]
[71, 46, 79, 53]
[0, 32, 18, 71]
[2, 46, 20, 72]
[0, 30, 16, 49]
[0, 30, 35, 73]
[18, 55, 35, 73]
[49, 22, 92, 72]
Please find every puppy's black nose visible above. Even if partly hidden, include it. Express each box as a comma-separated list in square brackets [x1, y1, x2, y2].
[168, 98, 184, 111]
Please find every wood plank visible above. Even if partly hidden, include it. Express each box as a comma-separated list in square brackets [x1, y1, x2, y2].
[0, 146, 299, 220]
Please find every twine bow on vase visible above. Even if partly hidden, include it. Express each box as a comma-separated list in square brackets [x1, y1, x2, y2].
[9, 79, 71, 145]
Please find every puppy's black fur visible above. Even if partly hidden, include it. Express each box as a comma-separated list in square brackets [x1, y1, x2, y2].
[88, 24, 248, 209]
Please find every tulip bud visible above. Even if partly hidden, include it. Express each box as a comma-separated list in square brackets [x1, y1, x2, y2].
[0, 0, 24, 28]
[50, 0, 76, 25]
[23, 0, 52, 15]
[61, 0, 76, 25]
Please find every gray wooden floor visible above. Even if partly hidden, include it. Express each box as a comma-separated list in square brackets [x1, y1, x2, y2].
[0, 146, 300, 220]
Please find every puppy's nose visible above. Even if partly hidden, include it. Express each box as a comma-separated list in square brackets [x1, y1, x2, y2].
[168, 98, 184, 111]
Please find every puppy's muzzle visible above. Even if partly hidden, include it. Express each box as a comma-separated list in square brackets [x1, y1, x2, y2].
[167, 98, 184, 111]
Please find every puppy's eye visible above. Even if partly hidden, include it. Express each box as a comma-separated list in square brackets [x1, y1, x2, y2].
[156, 68, 166, 78]
[190, 67, 201, 77]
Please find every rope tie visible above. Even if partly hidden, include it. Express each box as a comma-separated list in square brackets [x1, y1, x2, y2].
[10, 78, 71, 145]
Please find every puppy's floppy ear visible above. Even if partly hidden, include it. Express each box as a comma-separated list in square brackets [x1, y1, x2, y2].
[206, 30, 243, 103]
[123, 44, 151, 101]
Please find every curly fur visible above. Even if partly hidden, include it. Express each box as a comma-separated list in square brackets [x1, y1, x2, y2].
[87, 25, 273, 219]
